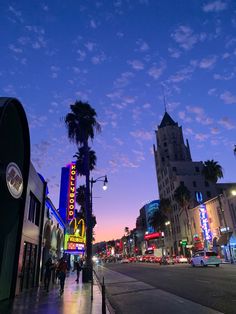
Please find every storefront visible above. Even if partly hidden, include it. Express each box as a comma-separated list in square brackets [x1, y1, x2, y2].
[0, 98, 30, 301]
[41, 198, 65, 279]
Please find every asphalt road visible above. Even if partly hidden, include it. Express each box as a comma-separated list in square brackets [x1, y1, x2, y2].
[103, 262, 236, 314]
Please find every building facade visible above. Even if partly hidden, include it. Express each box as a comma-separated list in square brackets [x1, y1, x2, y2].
[189, 185, 236, 261]
[153, 112, 217, 254]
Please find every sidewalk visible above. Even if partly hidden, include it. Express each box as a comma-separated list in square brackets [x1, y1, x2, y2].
[0, 271, 109, 314]
[94, 265, 223, 314]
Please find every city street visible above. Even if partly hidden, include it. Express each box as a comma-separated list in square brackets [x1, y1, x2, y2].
[96, 262, 236, 314]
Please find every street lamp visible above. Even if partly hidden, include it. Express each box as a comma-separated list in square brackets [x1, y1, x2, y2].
[90, 175, 108, 207]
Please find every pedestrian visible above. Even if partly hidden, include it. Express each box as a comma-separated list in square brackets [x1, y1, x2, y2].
[57, 257, 67, 295]
[73, 258, 83, 283]
[44, 257, 53, 292]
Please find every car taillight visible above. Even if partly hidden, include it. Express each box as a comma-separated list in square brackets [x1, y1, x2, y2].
[217, 255, 220, 259]
[205, 256, 209, 259]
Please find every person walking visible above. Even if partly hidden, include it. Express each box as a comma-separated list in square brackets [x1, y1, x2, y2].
[57, 257, 67, 295]
[74, 258, 83, 283]
[44, 257, 53, 292]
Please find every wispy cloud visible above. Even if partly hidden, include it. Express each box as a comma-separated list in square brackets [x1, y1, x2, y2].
[130, 130, 153, 140]
[113, 72, 134, 88]
[168, 47, 181, 58]
[198, 55, 217, 69]
[148, 62, 165, 79]
[218, 117, 235, 129]
[220, 91, 236, 104]
[9, 44, 23, 54]
[128, 60, 144, 70]
[202, 1, 227, 12]
[136, 39, 149, 52]
[186, 106, 213, 125]
[195, 133, 209, 142]
[9, 5, 24, 23]
[214, 73, 234, 80]
[171, 25, 206, 50]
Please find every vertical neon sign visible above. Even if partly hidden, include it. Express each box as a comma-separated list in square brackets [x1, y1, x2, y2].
[199, 204, 212, 242]
[67, 162, 76, 221]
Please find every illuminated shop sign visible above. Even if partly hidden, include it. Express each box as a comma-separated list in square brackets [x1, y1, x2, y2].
[64, 218, 86, 253]
[6, 162, 23, 199]
[67, 163, 76, 221]
[199, 204, 212, 242]
[144, 232, 161, 240]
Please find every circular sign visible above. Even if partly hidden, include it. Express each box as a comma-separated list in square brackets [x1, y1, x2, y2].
[6, 162, 23, 199]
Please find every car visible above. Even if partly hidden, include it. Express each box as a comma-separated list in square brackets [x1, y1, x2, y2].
[120, 258, 130, 263]
[175, 255, 188, 263]
[191, 251, 221, 267]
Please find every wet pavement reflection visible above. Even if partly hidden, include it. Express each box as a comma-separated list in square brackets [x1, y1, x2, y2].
[0, 271, 103, 314]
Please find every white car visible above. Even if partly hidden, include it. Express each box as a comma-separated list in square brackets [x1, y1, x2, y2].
[191, 251, 221, 267]
[120, 258, 130, 263]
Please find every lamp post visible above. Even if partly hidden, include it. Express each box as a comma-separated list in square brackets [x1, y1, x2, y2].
[89, 175, 108, 254]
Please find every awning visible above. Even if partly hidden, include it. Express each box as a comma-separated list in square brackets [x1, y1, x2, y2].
[217, 232, 233, 246]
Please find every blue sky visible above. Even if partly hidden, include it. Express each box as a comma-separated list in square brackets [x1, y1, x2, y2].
[1, 0, 236, 242]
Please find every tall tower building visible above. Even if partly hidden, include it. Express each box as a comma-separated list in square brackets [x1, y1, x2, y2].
[153, 111, 217, 254]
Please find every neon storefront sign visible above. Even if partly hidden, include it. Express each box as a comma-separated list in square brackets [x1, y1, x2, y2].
[67, 163, 76, 221]
[199, 204, 212, 242]
[64, 219, 86, 253]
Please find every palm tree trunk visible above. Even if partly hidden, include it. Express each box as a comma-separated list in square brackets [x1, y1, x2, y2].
[83, 139, 92, 279]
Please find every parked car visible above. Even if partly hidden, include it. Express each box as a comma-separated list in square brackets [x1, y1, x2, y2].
[120, 258, 130, 263]
[175, 255, 188, 263]
[191, 251, 221, 267]
[154, 256, 162, 263]
[159, 256, 174, 265]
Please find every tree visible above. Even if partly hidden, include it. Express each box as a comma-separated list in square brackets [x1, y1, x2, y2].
[65, 100, 101, 277]
[174, 182, 192, 243]
[202, 159, 223, 183]
[73, 146, 97, 176]
[159, 198, 171, 214]
[148, 210, 167, 232]
[76, 185, 86, 218]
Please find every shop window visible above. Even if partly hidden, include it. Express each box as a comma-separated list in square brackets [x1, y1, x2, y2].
[172, 167, 177, 172]
[193, 181, 197, 187]
[205, 181, 209, 187]
[28, 192, 41, 226]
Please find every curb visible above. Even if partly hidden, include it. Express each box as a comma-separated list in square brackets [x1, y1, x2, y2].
[93, 269, 116, 314]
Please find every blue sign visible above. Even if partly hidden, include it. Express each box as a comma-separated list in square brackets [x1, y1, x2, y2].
[196, 191, 203, 203]
[199, 204, 212, 242]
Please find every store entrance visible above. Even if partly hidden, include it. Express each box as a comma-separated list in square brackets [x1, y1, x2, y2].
[20, 242, 37, 291]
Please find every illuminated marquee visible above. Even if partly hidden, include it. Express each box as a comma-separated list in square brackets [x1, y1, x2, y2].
[67, 163, 76, 221]
[199, 204, 212, 242]
[64, 218, 86, 253]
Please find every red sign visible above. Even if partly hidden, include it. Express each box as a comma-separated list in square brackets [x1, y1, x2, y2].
[144, 232, 161, 240]
[67, 163, 76, 221]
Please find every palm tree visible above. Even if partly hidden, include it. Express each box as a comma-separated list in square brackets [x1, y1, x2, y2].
[73, 146, 97, 176]
[174, 182, 192, 243]
[76, 185, 86, 219]
[159, 198, 171, 214]
[202, 159, 223, 183]
[65, 100, 101, 275]
[148, 210, 167, 232]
